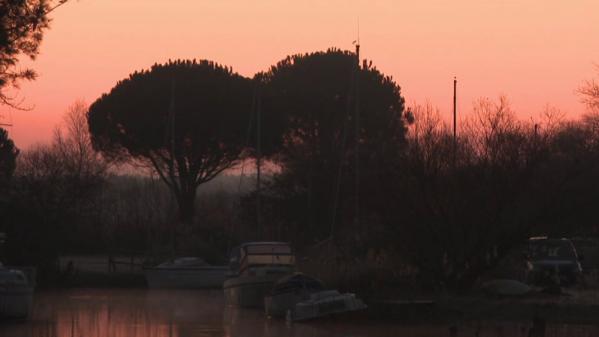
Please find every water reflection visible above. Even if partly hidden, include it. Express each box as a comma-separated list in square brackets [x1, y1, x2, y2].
[0, 289, 598, 337]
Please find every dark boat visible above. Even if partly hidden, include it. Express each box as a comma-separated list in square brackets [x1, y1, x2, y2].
[264, 273, 367, 321]
[0, 266, 34, 319]
[0, 233, 34, 319]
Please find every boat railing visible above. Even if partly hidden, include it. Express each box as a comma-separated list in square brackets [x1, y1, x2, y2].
[59, 252, 146, 275]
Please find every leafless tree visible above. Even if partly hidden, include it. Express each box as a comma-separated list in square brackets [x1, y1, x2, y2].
[19, 101, 108, 180]
[406, 102, 454, 172]
[54, 101, 108, 179]
[538, 104, 566, 138]
[463, 95, 525, 165]
[579, 66, 599, 114]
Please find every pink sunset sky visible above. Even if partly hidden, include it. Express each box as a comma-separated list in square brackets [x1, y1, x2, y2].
[2, 0, 599, 149]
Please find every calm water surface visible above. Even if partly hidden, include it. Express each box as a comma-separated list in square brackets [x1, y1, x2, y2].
[1, 289, 598, 337]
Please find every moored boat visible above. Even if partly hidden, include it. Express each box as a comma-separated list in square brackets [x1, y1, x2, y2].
[0, 267, 34, 319]
[144, 257, 228, 289]
[264, 273, 367, 321]
[223, 242, 295, 308]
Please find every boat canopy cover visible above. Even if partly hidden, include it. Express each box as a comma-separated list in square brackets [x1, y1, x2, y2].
[271, 273, 324, 296]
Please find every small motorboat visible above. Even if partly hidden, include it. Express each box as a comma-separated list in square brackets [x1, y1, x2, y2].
[264, 273, 367, 321]
[144, 257, 228, 289]
[0, 267, 34, 319]
[481, 279, 532, 297]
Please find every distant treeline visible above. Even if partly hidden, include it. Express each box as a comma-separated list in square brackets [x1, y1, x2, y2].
[1, 50, 598, 290]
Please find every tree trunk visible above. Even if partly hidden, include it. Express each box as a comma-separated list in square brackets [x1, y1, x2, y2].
[177, 186, 197, 225]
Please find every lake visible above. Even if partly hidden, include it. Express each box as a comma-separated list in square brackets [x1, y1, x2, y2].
[1, 289, 598, 337]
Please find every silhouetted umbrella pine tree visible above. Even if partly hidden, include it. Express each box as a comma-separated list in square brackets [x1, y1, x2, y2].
[257, 49, 407, 242]
[88, 60, 253, 224]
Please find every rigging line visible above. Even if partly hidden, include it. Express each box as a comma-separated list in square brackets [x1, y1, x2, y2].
[163, 80, 173, 153]
[256, 84, 263, 239]
[165, 78, 178, 253]
[168, 79, 177, 184]
[238, 83, 256, 194]
[229, 86, 256, 252]
[329, 50, 357, 239]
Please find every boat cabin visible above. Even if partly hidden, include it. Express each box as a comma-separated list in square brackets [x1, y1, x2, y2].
[228, 242, 295, 275]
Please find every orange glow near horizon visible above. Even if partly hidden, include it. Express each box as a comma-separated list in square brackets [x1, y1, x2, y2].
[2, 0, 599, 148]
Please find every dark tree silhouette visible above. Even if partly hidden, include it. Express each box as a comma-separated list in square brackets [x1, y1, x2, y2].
[256, 49, 406, 243]
[88, 60, 253, 224]
[3, 104, 106, 276]
[579, 66, 599, 113]
[379, 98, 599, 289]
[0, 127, 18, 184]
[0, 0, 69, 106]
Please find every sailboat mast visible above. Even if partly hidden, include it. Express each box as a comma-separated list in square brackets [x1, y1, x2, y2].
[354, 42, 360, 229]
[168, 79, 177, 252]
[256, 85, 262, 238]
[170, 80, 176, 161]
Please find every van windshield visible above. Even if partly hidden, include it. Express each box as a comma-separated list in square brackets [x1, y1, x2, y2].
[530, 240, 576, 260]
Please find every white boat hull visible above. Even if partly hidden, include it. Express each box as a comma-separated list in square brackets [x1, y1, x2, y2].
[265, 289, 368, 321]
[292, 291, 367, 321]
[144, 266, 228, 289]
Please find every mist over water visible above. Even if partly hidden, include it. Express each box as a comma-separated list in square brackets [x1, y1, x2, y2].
[0, 289, 597, 337]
